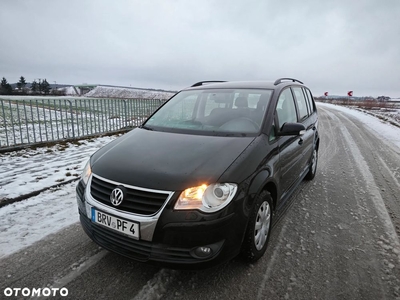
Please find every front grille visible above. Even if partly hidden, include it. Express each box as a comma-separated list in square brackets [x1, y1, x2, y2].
[90, 174, 170, 215]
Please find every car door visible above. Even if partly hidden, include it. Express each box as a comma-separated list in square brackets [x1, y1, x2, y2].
[276, 88, 303, 194]
[292, 87, 314, 174]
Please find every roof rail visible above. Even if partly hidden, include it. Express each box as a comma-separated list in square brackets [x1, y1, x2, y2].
[191, 81, 226, 87]
[274, 78, 303, 85]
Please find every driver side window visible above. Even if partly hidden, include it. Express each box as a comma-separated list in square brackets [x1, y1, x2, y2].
[276, 89, 297, 128]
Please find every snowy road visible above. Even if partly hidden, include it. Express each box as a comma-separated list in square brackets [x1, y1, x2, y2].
[1, 103, 400, 299]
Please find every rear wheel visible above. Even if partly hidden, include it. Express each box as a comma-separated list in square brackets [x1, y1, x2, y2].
[305, 147, 318, 180]
[241, 191, 273, 262]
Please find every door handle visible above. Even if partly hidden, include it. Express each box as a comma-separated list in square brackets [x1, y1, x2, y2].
[298, 138, 303, 145]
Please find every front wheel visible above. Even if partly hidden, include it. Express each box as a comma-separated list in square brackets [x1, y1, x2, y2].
[241, 191, 273, 262]
[305, 147, 318, 180]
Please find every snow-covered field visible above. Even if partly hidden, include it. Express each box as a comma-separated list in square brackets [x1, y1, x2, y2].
[354, 106, 400, 126]
[85, 85, 175, 99]
[0, 103, 399, 258]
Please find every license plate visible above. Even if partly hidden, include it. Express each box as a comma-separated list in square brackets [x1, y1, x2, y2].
[91, 208, 140, 239]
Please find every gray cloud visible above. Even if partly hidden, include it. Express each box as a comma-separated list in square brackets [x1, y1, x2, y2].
[1, 0, 399, 97]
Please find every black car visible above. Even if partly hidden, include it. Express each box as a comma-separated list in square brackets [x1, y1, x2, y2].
[76, 78, 319, 269]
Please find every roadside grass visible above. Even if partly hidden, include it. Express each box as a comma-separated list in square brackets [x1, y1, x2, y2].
[317, 98, 397, 109]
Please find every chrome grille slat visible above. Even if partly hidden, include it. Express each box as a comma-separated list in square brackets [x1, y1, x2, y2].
[90, 174, 170, 215]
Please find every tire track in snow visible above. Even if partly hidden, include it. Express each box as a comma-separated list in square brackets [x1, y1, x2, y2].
[34, 250, 108, 300]
[315, 106, 340, 170]
[256, 222, 289, 300]
[334, 110, 400, 189]
[323, 106, 400, 245]
[340, 125, 400, 261]
[333, 109, 400, 239]
[131, 269, 178, 300]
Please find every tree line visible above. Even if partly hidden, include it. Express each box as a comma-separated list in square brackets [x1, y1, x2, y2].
[0, 76, 65, 96]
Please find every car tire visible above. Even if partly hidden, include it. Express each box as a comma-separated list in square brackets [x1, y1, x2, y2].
[305, 147, 318, 180]
[241, 191, 273, 263]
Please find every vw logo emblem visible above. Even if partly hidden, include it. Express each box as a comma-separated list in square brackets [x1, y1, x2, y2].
[110, 187, 124, 206]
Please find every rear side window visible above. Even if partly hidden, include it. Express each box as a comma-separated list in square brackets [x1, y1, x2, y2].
[276, 88, 297, 127]
[292, 87, 308, 120]
[304, 88, 316, 113]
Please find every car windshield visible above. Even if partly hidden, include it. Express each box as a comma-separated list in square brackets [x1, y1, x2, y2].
[144, 88, 273, 136]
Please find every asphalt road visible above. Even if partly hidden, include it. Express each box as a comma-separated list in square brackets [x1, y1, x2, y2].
[1, 104, 400, 300]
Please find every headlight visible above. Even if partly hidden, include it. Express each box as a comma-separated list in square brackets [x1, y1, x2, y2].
[175, 183, 237, 213]
[81, 160, 92, 185]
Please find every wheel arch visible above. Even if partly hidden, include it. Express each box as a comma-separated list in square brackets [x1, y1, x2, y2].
[314, 127, 320, 151]
[264, 181, 278, 211]
[248, 170, 279, 211]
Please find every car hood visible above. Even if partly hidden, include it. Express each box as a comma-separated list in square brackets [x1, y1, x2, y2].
[91, 128, 255, 191]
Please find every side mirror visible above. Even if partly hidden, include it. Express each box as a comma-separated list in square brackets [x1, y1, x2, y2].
[277, 122, 306, 136]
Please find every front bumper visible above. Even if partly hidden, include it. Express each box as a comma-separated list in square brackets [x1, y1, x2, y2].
[76, 180, 247, 269]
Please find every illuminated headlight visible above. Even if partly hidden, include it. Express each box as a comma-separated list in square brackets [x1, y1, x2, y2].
[81, 160, 92, 185]
[175, 183, 237, 213]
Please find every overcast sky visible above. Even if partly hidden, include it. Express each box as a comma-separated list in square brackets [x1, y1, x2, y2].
[1, 0, 399, 97]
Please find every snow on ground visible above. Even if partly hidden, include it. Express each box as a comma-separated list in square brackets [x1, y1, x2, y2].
[0, 182, 78, 258]
[0, 135, 119, 201]
[317, 102, 400, 149]
[0, 103, 400, 258]
[0, 134, 120, 258]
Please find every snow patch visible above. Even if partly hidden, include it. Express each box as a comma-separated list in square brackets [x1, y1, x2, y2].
[60, 86, 80, 95]
[0, 135, 118, 200]
[132, 269, 178, 300]
[0, 182, 79, 258]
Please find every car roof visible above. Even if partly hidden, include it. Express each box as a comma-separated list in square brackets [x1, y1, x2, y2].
[183, 78, 305, 91]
